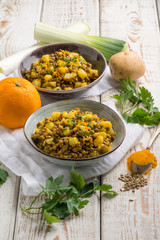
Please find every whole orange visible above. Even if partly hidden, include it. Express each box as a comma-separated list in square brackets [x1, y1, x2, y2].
[0, 77, 41, 129]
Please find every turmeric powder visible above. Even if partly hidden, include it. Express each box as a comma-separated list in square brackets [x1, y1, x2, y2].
[127, 149, 157, 175]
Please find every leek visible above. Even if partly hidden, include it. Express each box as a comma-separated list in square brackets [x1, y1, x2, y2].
[34, 22, 128, 62]
[0, 22, 90, 75]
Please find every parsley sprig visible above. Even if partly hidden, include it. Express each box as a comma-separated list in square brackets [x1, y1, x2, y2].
[0, 163, 8, 186]
[112, 78, 160, 126]
[21, 167, 117, 224]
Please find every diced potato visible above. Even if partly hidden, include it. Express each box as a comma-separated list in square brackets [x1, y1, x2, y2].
[31, 71, 36, 79]
[36, 65, 42, 72]
[84, 114, 92, 119]
[62, 111, 68, 118]
[68, 111, 75, 119]
[54, 87, 62, 90]
[35, 128, 41, 134]
[57, 60, 66, 66]
[63, 127, 70, 136]
[101, 145, 111, 153]
[37, 119, 45, 129]
[64, 73, 77, 80]
[75, 82, 82, 88]
[45, 128, 52, 134]
[81, 82, 87, 87]
[46, 86, 52, 90]
[78, 68, 87, 79]
[70, 52, 79, 58]
[51, 112, 61, 120]
[65, 87, 73, 90]
[48, 81, 56, 88]
[44, 74, 52, 81]
[100, 121, 112, 129]
[91, 114, 99, 120]
[45, 138, 53, 144]
[89, 69, 98, 76]
[106, 128, 116, 135]
[41, 54, 50, 62]
[94, 136, 104, 146]
[32, 79, 41, 87]
[99, 127, 106, 133]
[90, 121, 97, 128]
[69, 137, 79, 146]
[94, 132, 107, 140]
[64, 119, 73, 126]
[45, 122, 54, 129]
[42, 82, 49, 88]
[48, 66, 54, 72]
[58, 67, 68, 74]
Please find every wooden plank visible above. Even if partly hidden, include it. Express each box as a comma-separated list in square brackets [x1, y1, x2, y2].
[0, 0, 43, 60]
[14, 1, 101, 240]
[100, 0, 160, 239]
[0, 1, 43, 240]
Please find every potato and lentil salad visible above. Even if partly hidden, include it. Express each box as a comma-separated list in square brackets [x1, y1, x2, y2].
[32, 108, 116, 159]
[23, 50, 99, 90]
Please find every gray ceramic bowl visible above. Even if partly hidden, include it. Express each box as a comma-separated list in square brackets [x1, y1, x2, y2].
[18, 42, 107, 99]
[24, 100, 125, 167]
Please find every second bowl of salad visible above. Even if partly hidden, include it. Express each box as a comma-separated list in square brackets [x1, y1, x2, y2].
[18, 42, 107, 99]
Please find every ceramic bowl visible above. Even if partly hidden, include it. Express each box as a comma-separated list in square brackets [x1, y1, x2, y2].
[18, 42, 107, 99]
[24, 100, 125, 167]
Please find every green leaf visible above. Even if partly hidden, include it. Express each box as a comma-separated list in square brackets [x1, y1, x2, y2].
[42, 192, 59, 212]
[96, 184, 118, 198]
[0, 168, 8, 185]
[103, 191, 118, 198]
[45, 175, 64, 190]
[67, 196, 80, 216]
[79, 180, 100, 198]
[78, 200, 89, 209]
[52, 203, 70, 218]
[43, 210, 61, 224]
[139, 86, 154, 111]
[112, 91, 133, 104]
[58, 185, 78, 196]
[70, 166, 85, 191]
[132, 108, 149, 117]
[154, 111, 160, 119]
[123, 113, 159, 126]
[96, 184, 113, 191]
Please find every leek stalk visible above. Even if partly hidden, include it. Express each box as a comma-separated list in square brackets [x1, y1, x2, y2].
[34, 22, 128, 62]
[0, 22, 90, 75]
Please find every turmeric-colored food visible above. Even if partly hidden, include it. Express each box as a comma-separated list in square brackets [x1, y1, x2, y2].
[32, 108, 116, 159]
[23, 50, 99, 90]
[127, 149, 157, 175]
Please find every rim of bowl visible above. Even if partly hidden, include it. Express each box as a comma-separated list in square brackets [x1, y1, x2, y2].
[18, 42, 107, 94]
[24, 99, 126, 162]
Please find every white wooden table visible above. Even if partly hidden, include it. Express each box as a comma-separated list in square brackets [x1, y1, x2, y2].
[0, 1, 160, 239]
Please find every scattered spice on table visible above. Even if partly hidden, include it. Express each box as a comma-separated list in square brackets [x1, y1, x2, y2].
[119, 173, 148, 192]
[127, 149, 157, 175]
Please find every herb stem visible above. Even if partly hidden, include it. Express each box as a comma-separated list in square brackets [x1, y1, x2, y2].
[122, 101, 139, 115]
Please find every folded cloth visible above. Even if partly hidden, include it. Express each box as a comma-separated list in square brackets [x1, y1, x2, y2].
[0, 100, 143, 196]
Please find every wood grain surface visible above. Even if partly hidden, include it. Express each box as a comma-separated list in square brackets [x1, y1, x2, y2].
[0, 0, 160, 239]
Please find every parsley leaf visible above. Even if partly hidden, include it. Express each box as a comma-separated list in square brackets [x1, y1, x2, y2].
[70, 166, 85, 191]
[0, 165, 8, 186]
[43, 210, 61, 224]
